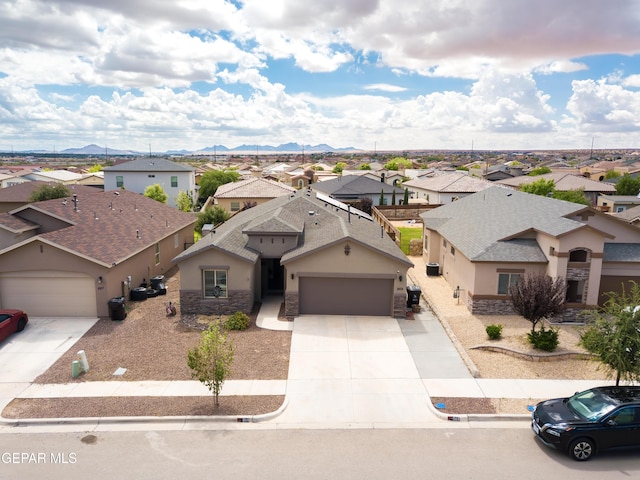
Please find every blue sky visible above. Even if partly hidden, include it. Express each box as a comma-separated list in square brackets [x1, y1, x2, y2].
[1, 0, 640, 152]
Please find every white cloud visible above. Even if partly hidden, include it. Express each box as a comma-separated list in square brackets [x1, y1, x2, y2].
[363, 84, 407, 93]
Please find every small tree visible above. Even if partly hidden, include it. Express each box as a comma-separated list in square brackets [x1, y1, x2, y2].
[521, 179, 555, 197]
[29, 183, 71, 202]
[332, 162, 347, 174]
[510, 273, 567, 334]
[144, 184, 168, 203]
[391, 189, 396, 206]
[528, 166, 552, 176]
[403, 188, 409, 205]
[615, 174, 640, 196]
[176, 191, 194, 212]
[194, 206, 230, 234]
[356, 197, 372, 215]
[553, 188, 590, 206]
[581, 282, 640, 386]
[187, 322, 234, 407]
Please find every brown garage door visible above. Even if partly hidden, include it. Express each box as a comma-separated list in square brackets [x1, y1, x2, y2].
[298, 277, 393, 316]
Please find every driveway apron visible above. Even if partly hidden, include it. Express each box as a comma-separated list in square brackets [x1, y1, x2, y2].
[273, 315, 445, 427]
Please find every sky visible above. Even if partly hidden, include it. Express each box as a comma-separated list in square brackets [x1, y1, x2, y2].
[1, 0, 640, 153]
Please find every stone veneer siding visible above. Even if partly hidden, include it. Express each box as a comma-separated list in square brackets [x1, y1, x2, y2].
[469, 297, 589, 323]
[285, 292, 299, 321]
[393, 293, 406, 318]
[180, 289, 253, 316]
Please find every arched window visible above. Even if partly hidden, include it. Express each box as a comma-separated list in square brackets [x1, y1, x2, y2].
[569, 249, 588, 262]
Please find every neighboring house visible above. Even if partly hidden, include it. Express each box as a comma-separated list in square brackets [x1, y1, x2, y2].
[103, 157, 197, 208]
[0, 173, 30, 189]
[420, 186, 640, 319]
[310, 175, 405, 206]
[613, 204, 640, 226]
[213, 177, 296, 212]
[174, 190, 413, 319]
[0, 190, 195, 317]
[20, 169, 84, 184]
[342, 170, 405, 186]
[496, 172, 616, 206]
[0, 181, 98, 213]
[596, 194, 640, 213]
[404, 171, 504, 204]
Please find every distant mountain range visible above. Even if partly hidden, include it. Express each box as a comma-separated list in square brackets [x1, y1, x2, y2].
[5, 143, 358, 156]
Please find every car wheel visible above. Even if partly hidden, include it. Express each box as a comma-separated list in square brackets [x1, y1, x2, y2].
[16, 317, 26, 332]
[569, 438, 595, 461]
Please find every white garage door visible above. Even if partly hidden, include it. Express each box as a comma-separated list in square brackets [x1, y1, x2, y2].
[0, 271, 97, 317]
[299, 277, 393, 316]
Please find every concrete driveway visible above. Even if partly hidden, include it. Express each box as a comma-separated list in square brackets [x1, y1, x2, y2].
[272, 315, 448, 428]
[0, 317, 98, 383]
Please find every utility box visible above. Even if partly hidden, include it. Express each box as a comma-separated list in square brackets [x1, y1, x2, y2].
[426, 262, 440, 276]
[108, 296, 127, 321]
[406, 285, 422, 307]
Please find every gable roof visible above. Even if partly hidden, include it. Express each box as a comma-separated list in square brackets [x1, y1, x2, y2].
[1, 190, 195, 266]
[103, 157, 195, 173]
[0, 181, 98, 203]
[420, 187, 589, 262]
[310, 175, 404, 196]
[214, 177, 295, 199]
[174, 189, 411, 267]
[496, 172, 616, 193]
[403, 171, 503, 193]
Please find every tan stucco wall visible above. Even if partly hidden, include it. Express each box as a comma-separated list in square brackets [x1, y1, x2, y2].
[0, 229, 36, 250]
[177, 249, 255, 293]
[215, 197, 275, 212]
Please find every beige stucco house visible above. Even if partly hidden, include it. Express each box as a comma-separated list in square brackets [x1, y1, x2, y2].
[420, 186, 640, 320]
[174, 189, 413, 319]
[213, 177, 295, 212]
[0, 190, 195, 317]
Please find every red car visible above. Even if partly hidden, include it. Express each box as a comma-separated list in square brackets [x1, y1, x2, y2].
[0, 309, 28, 342]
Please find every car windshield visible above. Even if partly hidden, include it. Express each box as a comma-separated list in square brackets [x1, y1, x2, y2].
[566, 390, 619, 421]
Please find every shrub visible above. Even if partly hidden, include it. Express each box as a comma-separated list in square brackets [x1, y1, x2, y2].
[225, 311, 250, 330]
[485, 323, 503, 340]
[527, 325, 559, 352]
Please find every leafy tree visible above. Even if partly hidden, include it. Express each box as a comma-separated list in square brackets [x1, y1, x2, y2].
[510, 273, 567, 334]
[144, 183, 168, 203]
[403, 188, 409, 205]
[615, 174, 640, 196]
[553, 188, 590, 206]
[194, 206, 230, 234]
[332, 162, 347, 174]
[604, 170, 621, 180]
[355, 197, 372, 215]
[29, 183, 71, 202]
[88, 164, 103, 173]
[187, 322, 234, 407]
[384, 157, 412, 171]
[456, 166, 469, 171]
[581, 282, 640, 386]
[198, 169, 240, 202]
[379, 189, 385, 205]
[528, 166, 552, 176]
[176, 190, 194, 212]
[358, 163, 371, 170]
[521, 178, 555, 197]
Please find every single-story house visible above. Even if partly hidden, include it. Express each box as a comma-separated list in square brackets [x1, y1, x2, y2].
[0, 190, 195, 317]
[213, 177, 295, 212]
[174, 189, 413, 319]
[403, 171, 504, 204]
[420, 186, 640, 319]
[103, 157, 197, 208]
[310, 175, 405, 206]
[596, 194, 640, 214]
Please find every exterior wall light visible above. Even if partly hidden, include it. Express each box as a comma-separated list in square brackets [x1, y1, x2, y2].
[97, 276, 103, 284]
[344, 244, 351, 256]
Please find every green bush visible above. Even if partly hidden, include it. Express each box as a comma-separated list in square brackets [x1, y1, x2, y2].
[485, 323, 503, 340]
[225, 311, 250, 330]
[527, 325, 559, 352]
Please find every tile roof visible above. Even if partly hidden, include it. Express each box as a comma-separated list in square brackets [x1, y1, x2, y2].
[214, 177, 295, 199]
[174, 189, 412, 267]
[2, 190, 195, 266]
[103, 157, 195, 172]
[421, 187, 587, 262]
[496, 172, 616, 192]
[403, 171, 504, 193]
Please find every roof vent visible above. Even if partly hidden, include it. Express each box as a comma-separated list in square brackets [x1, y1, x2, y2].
[308, 211, 315, 216]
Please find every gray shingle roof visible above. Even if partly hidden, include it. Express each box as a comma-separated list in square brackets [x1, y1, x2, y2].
[311, 175, 404, 196]
[403, 172, 500, 193]
[421, 187, 586, 262]
[174, 189, 412, 267]
[496, 172, 616, 192]
[104, 157, 195, 172]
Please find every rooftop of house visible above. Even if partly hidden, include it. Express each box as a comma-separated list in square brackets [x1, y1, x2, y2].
[174, 189, 411, 267]
[103, 157, 195, 173]
[403, 171, 505, 193]
[0, 181, 99, 203]
[214, 177, 295, 199]
[496, 172, 617, 192]
[310, 175, 404, 196]
[1, 189, 195, 266]
[421, 186, 593, 263]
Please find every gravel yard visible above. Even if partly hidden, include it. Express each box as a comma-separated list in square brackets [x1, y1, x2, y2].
[2, 260, 612, 419]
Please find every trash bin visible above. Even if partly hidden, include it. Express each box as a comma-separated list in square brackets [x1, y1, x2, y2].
[130, 287, 147, 301]
[406, 285, 422, 307]
[426, 262, 440, 276]
[108, 296, 127, 321]
[150, 275, 167, 295]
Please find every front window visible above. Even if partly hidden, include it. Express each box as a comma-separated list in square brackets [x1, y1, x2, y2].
[497, 273, 521, 295]
[116, 176, 124, 188]
[203, 270, 227, 298]
[230, 201, 240, 212]
[569, 249, 588, 262]
[171, 176, 178, 188]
